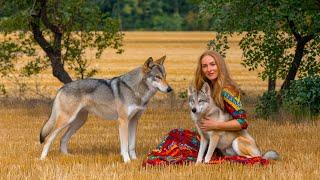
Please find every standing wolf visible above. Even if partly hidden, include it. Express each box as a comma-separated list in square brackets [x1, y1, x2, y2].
[39, 56, 172, 162]
[188, 82, 279, 163]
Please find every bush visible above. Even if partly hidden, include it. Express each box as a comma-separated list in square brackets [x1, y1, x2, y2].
[178, 89, 188, 99]
[255, 90, 279, 119]
[282, 76, 320, 116]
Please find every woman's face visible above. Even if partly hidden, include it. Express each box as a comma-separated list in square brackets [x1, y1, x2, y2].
[201, 55, 218, 82]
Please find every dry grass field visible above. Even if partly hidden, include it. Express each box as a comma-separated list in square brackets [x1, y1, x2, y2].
[0, 32, 319, 179]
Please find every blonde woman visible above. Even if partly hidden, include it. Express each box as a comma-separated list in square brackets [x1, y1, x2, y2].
[195, 50, 248, 131]
[144, 50, 250, 165]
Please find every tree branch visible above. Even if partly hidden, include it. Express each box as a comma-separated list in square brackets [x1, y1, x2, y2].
[286, 16, 301, 41]
[303, 34, 314, 44]
[53, 32, 62, 56]
[30, 10, 54, 58]
[62, 32, 71, 65]
[39, 0, 62, 35]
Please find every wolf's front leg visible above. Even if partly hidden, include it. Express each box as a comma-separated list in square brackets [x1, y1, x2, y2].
[128, 111, 142, 160]
[204, 134, 220, 163]
[119, 120, 130, 163]
[197, 135, 208, 164]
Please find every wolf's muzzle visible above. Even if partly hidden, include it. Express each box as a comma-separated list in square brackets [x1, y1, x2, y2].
[166, 86, 173, 93]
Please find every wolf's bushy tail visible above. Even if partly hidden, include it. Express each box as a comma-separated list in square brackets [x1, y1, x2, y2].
[262, 150, 280, 160]
[40, 98, 59, 144]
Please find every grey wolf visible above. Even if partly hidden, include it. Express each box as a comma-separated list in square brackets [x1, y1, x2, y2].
[39, 56, 172, 163]
[188, 82, 279, 163]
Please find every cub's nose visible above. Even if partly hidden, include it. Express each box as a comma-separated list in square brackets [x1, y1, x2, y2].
[192, 108, 196, 113]
[167, 86, 173, 93]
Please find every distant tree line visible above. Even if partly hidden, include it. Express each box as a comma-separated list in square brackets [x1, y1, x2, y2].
[92, 0, 211, 31]
[0, 0, 212, 31]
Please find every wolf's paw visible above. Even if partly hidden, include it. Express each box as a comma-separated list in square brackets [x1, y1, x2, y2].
[129, 151, 137, 160]
[130, 155, 137, 160]
[204, 158, 211, 163]
[60, 145, 69, 154]
[60, 150, 69, 155]
[122, 154, 131, 163]
[195, 159, 203, 165]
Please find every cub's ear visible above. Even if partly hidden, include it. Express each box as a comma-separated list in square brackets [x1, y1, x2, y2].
[143, 57, 154, 72]
[201, 82, 211, 96]
[154, 55, 166, 65]
[188, 85, 195, 97]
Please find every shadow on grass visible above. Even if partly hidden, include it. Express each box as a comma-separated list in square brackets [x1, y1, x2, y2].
[69, 144, 119, 156]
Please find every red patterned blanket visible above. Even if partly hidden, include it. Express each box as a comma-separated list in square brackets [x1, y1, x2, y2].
[143, 129, 269, 166]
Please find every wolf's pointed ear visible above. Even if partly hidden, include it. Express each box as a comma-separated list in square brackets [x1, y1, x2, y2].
[201, 82, 211, 96]
[154, 55, 166, 65]
[144, 57, 154, 72]
[188, 85, 195, 97]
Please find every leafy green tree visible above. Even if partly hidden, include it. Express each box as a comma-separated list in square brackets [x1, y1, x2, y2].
[201, 0, 320, 91]
[0, 0, 123, 84]
[239, 31, 295, 91]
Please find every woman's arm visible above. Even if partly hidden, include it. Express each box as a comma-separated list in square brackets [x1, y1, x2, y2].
[199, 117, 242, 131]
[199, 87, 249, 132]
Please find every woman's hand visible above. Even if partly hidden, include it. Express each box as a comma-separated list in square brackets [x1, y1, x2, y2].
[199, 117, 222, 131]
[199, 118, 243, 132]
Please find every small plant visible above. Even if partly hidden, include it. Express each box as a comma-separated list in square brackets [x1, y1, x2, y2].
[282, 76, 320, 117]
[178, 89, 188, 99]
[0, 84, 6, 95]
[255, 90, 279, 119]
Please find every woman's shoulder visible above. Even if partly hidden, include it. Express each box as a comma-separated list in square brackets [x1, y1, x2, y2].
[222, 85, 243, 108]
[222, 85, 240, 98]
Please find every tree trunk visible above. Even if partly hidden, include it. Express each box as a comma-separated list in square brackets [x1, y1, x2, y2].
[280, 35, 313, 91]
[281, 17, 314, 91]
[29, 0, 72, 84]
[50, 56, 73, 84]
[268, 78, 276, 92]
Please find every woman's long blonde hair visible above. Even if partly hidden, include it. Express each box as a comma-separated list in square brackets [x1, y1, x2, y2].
[194, 50, 239, 109]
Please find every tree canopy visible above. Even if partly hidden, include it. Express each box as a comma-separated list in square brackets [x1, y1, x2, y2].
[0, 0, 123, 84]
[201, 0, 320, 91]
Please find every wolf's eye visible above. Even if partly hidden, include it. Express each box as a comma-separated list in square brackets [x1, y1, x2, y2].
[199, 99, 206, 103]
[155, 75, 162, 79]
[189, 98, 194, 104]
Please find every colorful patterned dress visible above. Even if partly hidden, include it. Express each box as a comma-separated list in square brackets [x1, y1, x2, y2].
[143, 87, 269, 166]
[222, 86, 248, 129]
